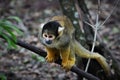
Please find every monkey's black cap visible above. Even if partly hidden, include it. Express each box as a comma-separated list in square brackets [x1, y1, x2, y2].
[42, 21, 61, 37]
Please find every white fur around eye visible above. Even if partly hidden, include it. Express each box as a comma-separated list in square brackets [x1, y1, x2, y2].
[49, 35, 55, 40]
[43, 33, 47, 38]
[58, 26, 64, 32]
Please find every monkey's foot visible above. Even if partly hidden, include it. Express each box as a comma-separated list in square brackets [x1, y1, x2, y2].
[62, 60, 75, 71]
[46, 55, 56, 63]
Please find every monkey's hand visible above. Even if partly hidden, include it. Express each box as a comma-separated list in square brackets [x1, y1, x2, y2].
[45, 47, 59, 63]
[46, 54, 56, 63]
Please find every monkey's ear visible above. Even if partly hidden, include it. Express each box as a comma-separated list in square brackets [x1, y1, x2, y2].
[40, 23, 45, 29]
[58, 27, 64, 32]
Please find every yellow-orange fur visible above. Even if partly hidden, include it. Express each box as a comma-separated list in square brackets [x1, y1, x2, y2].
[39, 16, 110, 74]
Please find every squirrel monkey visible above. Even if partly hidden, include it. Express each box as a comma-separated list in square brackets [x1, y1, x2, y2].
[38, 16, 110, 74]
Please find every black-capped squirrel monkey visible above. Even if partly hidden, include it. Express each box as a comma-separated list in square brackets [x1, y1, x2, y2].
[38, 16, 110, 74]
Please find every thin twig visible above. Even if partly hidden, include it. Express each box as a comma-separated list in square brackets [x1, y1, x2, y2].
[83, 0, 120, 79]
[98, 0, 119, 29]
[74, 0, 84, 33]
[84, 0, 100, 73]
[84, 21, 95, 29]
[83, 0, 100, 80]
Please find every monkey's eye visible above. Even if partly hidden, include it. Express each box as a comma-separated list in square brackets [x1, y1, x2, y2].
[49, 35, 53, 38]
[43, 33, 55, 40]
[48, 35, 55, 40]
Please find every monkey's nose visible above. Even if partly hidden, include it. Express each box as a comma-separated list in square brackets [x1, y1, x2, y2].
[45, 40, 52, 44]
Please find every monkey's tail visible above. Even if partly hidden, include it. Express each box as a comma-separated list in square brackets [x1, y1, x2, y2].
[74, 41, 111, 75]
[74, 41, 91, 58]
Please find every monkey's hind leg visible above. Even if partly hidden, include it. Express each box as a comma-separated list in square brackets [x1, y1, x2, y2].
[60, 47, 75, 71]
[45, 47, 59, 63]
[67, 53, 75, 70]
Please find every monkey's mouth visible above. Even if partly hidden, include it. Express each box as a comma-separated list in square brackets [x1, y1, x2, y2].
[45, 40, 52, 44]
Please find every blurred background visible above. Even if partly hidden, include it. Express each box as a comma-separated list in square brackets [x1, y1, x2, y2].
[0, 0, 120, 80]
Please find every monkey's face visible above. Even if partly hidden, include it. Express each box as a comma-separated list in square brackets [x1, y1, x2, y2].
[40, 21, 64, 46]
[42, 32, 55, 44]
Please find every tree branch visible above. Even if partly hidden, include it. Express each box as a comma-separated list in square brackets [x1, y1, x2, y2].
[16, 39, 100, 80]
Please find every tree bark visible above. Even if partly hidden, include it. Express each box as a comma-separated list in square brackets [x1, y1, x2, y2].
[59, 0, 120, 80]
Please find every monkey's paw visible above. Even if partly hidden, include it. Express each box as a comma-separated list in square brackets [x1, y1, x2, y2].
[62, 60, 75, 71]
[46, 55, 56, 63]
